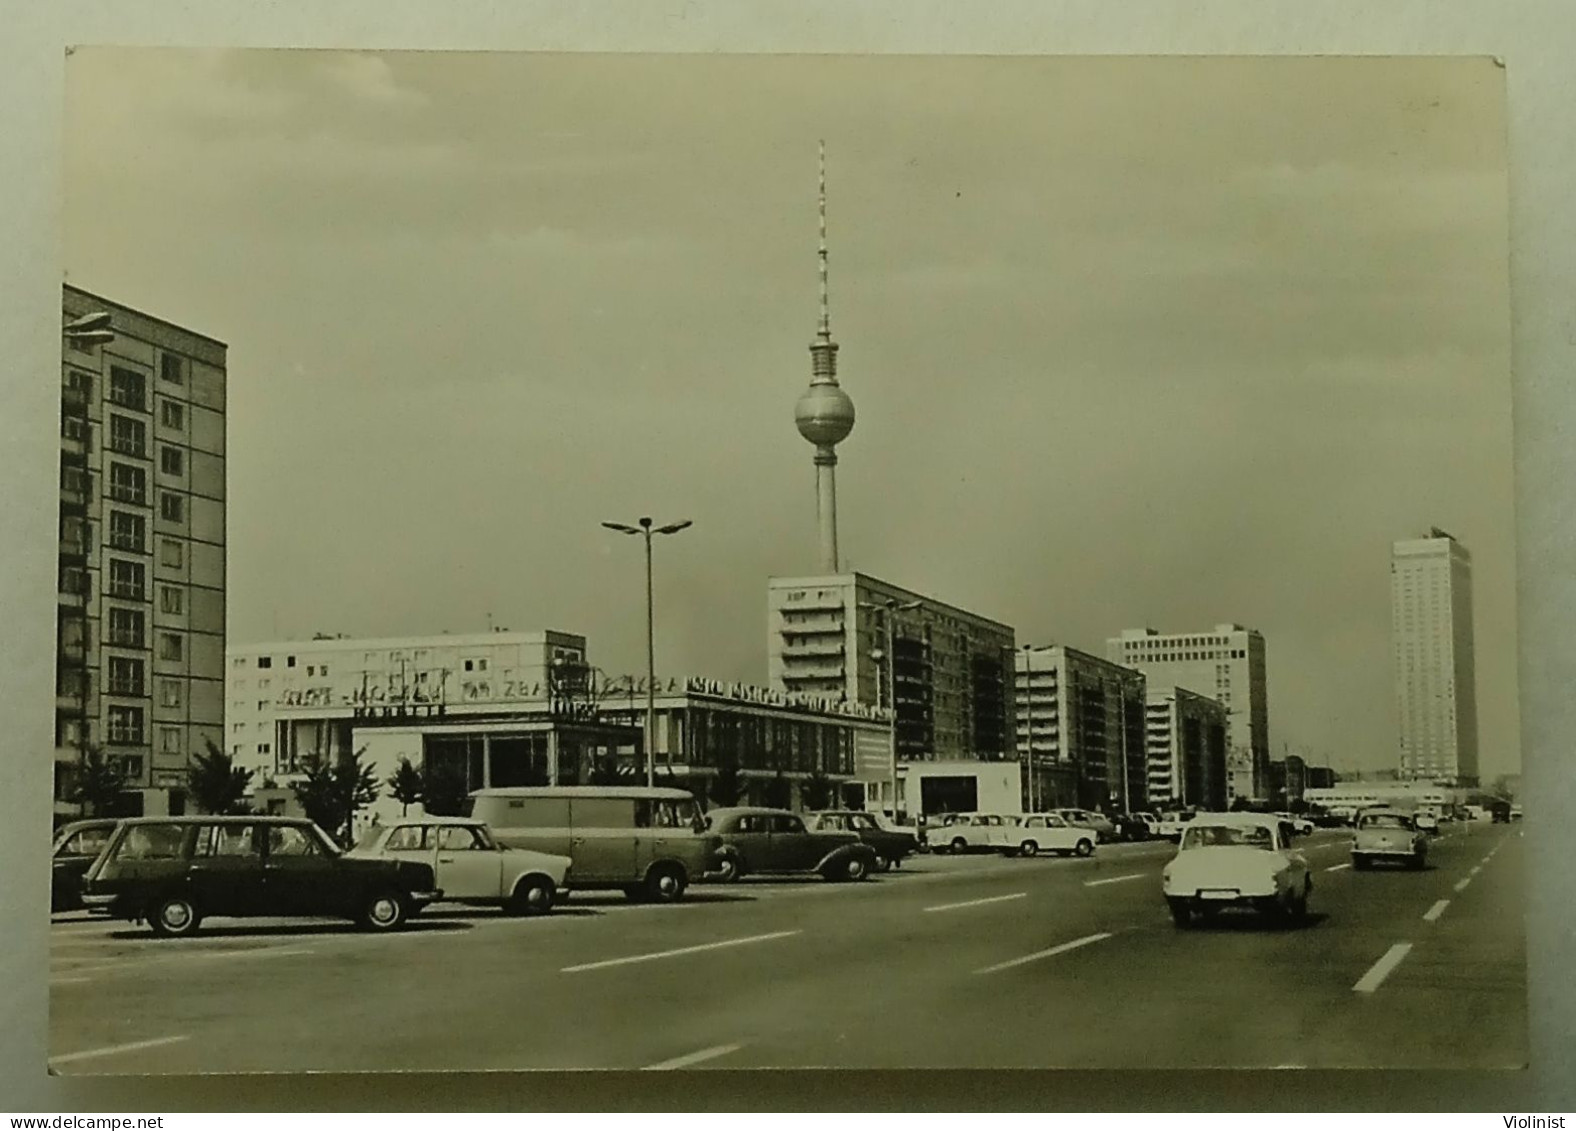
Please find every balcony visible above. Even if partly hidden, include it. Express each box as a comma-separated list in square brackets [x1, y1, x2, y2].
[780, 658, 848, 682]
[58, 638, 86, 663]
[780, 638, 846, 659]
[62, 385, 88, 412]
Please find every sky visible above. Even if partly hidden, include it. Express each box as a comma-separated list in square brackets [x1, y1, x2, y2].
[61, 50, 1517, 780]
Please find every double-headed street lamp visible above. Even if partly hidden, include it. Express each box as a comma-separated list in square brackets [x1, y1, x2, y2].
[601, 517, 692, 788]
[859, 597, 920, 822]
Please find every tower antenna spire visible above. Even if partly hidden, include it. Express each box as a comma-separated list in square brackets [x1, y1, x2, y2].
[818, 138, 830, 340]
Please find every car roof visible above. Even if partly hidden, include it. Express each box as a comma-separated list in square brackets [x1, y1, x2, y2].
[706, 807, 807, 821]
[55, 819, 120, 835]
[380, 817, 484, 826]
[111, 815, 314, 826]
[470, 786, 695, 800]
[1185, 812, 1284, 829]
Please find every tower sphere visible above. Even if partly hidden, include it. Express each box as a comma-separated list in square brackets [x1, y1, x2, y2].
[795, 382, 856, 446]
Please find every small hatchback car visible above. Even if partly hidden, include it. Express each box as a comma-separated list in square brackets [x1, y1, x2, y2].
[81, 816, 441, 936]
[1351, 809, 1428, 870]
[1162, 814, 1312, 928]
[347, 817, 571, 914]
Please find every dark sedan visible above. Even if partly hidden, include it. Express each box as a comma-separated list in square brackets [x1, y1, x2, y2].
[703, 807, 879, 883]
[51, 819, 120, 913]
[804, 810, 919, 871]
[80, 816, 441, 937]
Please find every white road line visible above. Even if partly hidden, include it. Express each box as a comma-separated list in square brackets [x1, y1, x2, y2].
[974, 931, 1113, 975]
[1353, 943, 1413, 994]
[561, 930, 801, 973]
[1083, 874, 1145, 887]
[49, 977, 90, 985]
[1422, 900, 1450, 922]
[1325, 863, 1351, 872]
[924, 892, 1026, 913]
[1454, 877, 1472, 893]
[49, 1035, 189, 1066]
[1470, 865, 1482, 876]
[642, 1043, 744, 1070]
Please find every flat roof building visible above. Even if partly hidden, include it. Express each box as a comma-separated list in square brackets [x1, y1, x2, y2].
[56, 286, 227, 818]
[767, 573, 1015, 817]
[1391, 530, 1479, 785]
[1145, 685, 1229, 811]
[1015, 645, 1148, 813]
[1107, 623, 1270, 803]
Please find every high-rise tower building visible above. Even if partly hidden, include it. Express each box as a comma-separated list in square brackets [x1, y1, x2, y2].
[793, 141, 855, 574]
[1391, 528, 1479, 785]
[57, 285, 228, 819]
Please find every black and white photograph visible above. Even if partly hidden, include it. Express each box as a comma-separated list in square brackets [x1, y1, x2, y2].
[46, 48, 1524, 1074]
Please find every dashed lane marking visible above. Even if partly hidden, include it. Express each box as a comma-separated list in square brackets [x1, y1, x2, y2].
[974, 931, 1113, 975]
[49, 1035, 189, 1067]
[1454, 877, 1472, 893]
[1353, 943, 1413, 994]
[642, 1043, 745, 1070]
[1422, 900, 1450, 923]
[1083, 874, 1145, 887]
[924, 892, 1027, 913]
[561, 930, 801, 973]
[1325, 863, 1351, 873]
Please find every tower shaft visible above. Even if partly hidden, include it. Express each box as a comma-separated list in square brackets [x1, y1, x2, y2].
[815, 445, 839, 573]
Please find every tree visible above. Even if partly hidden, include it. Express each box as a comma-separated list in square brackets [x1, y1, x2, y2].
[72, 745, 126, 818]
[421, 760, 471, 817]
[290, 748, 380, 846]
[762, 771, 792, 810]
[708, 758, 743, 808]
[801, 768, 835, 811]
[387, 758, 424, 815]
[187, 739, 253, 815]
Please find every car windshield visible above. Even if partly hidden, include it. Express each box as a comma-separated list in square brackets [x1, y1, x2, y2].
[1181, 824, 1274, 851]
[1360, 814, 1411, 830]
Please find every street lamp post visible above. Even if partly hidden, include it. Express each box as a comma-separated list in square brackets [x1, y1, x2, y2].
[859, 598, 920, 822]
[602, 517, 692, 788]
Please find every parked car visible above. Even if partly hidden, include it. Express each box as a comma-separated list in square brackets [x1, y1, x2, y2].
[803, 810, 918, 871]
[348, 817, 571, 914]
[704, 808, 878, 882]
[1413, 811, 1441, 836]
[925, 813, 1015, 854]
[1161, 814, 1312, 928]
[1510, 804, 1523, 821]
[1112, 813, 1154, 842]
[1156, 810, 1198, 841]
[79, 816, 441, 937]
[51, 819, 120, 914]
[1489, 800, 1511, 823]
[1008, 813, 1097, 858]
[1351, 808, 1428, 870]
[1129, 811, 1162, 839]
[1272, 811, 1315, 837]
[1055, 809, 1117, 843]
[469, 786, 713, 903]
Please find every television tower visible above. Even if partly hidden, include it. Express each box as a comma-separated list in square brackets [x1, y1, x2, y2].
[794, 140, 856, 574]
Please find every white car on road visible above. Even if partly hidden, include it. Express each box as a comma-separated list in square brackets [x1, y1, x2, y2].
[926, 813, 1015, 854]
[1156, 810, 1198, 841]
[1008, 813, 1097, 858]
[1161, 814, 1311, 929]
[350, 817, 572, 915]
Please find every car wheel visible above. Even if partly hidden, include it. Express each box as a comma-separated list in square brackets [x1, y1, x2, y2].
[149, 894, 202, 938]
[873, 854, 891, 873]
[843, 855, 870, 882]
[1409, 852, 1426, 871]
[712, 855, 741, 883]
[1020, 840, 1039, 858]
[507, 875, 556, 916]
[645, 864, 687, 902]
[1169, 901, 1193, 929]
[949, 837, 968, 855]
[358, 890, 409, 932]
[1074, 839, 1094, 857]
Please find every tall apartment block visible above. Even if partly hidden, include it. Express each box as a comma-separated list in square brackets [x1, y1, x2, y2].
[1106, 624, 1269, 802]
[56, 285, 227, 818]
[1015, 645, 1148, 812]
[767, 574, 1015, 804]
[1391, 529, 1479, 785]
[1144, 685, 1229, 811]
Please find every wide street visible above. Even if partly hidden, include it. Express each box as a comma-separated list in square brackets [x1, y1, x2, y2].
[48, 820, 1526, 1074]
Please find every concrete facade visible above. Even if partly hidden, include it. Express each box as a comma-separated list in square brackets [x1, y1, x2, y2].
[1391, 531, 1480, 785]
[1144, 685, 1229, 811]
[56, 286, 227, 815]
[1015, 645, 1148, 813]
[1106, 623, 1270, 803]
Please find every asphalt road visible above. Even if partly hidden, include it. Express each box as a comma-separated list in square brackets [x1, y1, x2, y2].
[48, 820, 1526, 1073]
